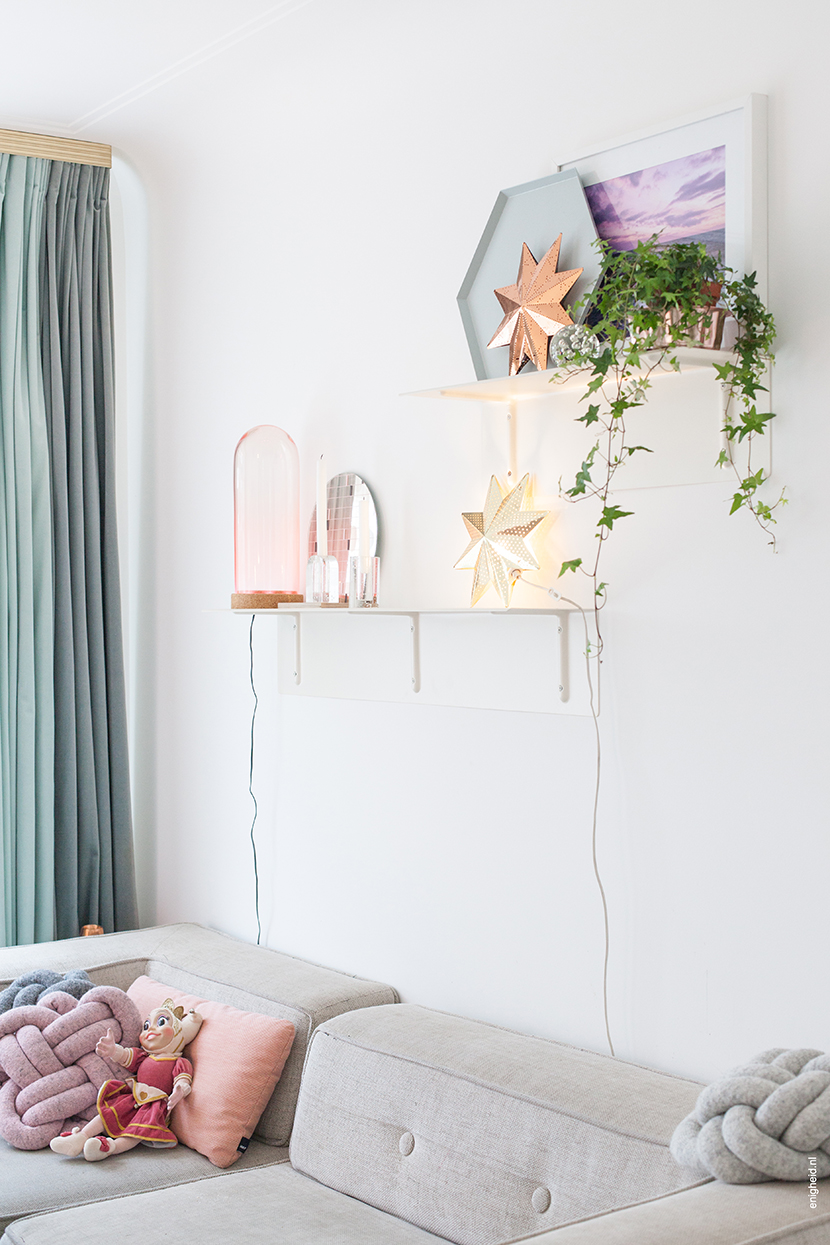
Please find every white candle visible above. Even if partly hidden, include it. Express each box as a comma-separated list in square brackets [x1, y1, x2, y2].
[316, 455, 327, 558]
[359, 491, 370, 560]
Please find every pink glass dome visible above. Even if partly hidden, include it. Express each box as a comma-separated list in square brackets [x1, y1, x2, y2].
[234, 425, 300, 594]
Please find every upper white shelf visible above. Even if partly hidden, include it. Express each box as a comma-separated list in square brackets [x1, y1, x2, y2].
[408, 348, 734, 404]
[225, 603, 576, 617]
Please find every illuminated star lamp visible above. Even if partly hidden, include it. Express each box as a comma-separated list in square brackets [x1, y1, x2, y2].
[232, 425, 304, 609]
[487, 234, 583, 375]
[455, 474, 548, 608]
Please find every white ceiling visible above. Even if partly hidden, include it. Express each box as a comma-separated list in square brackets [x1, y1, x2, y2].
[0, 0, 314, 137]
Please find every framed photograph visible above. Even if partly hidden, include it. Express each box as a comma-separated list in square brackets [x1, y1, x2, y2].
[557, 95, 768, 299]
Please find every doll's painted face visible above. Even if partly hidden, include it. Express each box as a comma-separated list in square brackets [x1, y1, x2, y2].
[139, 1006, 180, 1054]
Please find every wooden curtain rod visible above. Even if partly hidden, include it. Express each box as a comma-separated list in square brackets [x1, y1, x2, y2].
[0, 128, 111, 168]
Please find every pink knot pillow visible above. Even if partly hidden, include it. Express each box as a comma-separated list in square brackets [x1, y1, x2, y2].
[0, 986, 141, 1149]
[127, 977, 295, 1168]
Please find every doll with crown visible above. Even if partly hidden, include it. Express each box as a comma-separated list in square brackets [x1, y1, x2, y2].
[50, 999, 203, 1161]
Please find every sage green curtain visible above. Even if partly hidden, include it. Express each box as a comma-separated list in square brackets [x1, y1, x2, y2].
[0, 152, 136, 946]
[41, 161, 137, 938]
[0, 154, 55, 945]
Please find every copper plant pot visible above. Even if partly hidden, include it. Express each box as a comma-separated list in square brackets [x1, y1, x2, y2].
[653, 281, 726, 350]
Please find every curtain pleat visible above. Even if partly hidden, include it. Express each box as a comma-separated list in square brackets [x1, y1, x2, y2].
[0, 154, 55, 945]
[41, 162, 137, 937]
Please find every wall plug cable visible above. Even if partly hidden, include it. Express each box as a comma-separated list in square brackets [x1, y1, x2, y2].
[248, 614, 261, 946]
[515, 573, 614, 1057]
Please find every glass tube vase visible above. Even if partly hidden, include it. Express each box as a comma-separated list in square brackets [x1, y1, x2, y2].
[232, 425, 303, 608]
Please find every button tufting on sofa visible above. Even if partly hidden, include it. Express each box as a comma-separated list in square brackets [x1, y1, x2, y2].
[531, 1185, 551, 1213]
[399, 1131, 415, 1155]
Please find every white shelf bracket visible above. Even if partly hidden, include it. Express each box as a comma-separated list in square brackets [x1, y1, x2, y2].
[293, 615, 302, 685]
[506, 399, 518, 485]
[557, 611, 569, 703]
[408, 613, 421, 693]
[719, 381, 732, 466]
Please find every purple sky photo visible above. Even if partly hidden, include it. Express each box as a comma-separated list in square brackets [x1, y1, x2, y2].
[584, 146, 726, 255]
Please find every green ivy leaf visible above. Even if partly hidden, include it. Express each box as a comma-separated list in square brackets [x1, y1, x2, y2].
[566, 446, 598, 497]
[741, 468, 767, 492]
[577, 403, 601, 426]
[598, 505, 634, 530]
[734, 407, 774, 440]
[558, 558, 583, 577]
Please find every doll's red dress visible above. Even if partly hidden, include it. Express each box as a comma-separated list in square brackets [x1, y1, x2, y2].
[97, 1048, 193, 1147]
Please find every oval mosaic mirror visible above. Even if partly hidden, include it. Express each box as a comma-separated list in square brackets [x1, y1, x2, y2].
[308, 472, 379, 601]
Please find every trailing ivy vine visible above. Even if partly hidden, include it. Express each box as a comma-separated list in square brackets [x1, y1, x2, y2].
[551, 236, 783, 654]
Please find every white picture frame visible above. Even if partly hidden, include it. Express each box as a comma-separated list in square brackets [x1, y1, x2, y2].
[557, 95, 768, 301]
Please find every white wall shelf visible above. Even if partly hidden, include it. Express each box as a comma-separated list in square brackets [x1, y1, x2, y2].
[408, 348, 736, 403]
[407, 347, 769, 491]
[228, 604, 589, 716]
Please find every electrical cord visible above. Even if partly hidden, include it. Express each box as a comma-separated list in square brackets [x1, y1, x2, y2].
[518, 576, 615, 1057]
[248, 614, 261, 946]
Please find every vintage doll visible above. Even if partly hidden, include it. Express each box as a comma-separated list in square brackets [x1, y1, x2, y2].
[50, 999, 203, 1161]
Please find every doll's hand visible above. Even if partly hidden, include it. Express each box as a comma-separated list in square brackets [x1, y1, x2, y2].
[96, 1028, 126, 1065]
[167, 1078, 191, 1112]
[96, 1028, 117, 1061]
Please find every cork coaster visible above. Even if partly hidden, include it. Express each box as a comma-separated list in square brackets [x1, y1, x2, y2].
[231, 592, 304, 610]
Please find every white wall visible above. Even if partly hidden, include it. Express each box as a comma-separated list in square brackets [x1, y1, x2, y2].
[72, 0, 830, 1081]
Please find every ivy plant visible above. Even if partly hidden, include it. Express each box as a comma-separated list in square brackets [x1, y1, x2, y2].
[551, 236, 783, 651]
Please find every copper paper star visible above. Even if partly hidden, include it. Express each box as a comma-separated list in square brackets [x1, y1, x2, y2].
[487, 235, 583, 375]
[454, 474, 548, 607]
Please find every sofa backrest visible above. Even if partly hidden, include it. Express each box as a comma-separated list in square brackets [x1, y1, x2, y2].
[0, 922, 398, 1148]
[289, 1004, 707, 1245]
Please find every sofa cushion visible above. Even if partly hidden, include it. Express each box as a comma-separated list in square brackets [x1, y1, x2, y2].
[0, 1164, 445, 1245]
[0, 1135, 285, 1235]
[127, 976, 296, 1167]
[289, 1004, 708, 1245]
[503, 1178, 830, 1244]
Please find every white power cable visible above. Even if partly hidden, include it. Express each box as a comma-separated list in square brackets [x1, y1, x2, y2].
[517, 575, 614, 1057]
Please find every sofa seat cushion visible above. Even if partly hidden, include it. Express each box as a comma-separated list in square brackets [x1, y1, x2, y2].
[0, 1164, 446, 1245]
[511, 1177, 830, 1244]
[0, 1133, 286, 1233]
[290, 1005, 708, 1245]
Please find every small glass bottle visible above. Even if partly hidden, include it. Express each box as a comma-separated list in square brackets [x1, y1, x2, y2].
[306, 552, 339, 604]
[305, 456, 339, 604]
[348, 555, 380, 607]
[233, 425, 301, 607]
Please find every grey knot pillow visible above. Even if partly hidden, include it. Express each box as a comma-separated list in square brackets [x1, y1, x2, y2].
[0, 968, 94, 1013]
[671, 1047, 830, 1183]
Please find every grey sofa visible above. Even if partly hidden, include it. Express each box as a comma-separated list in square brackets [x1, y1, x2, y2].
[1, 928, 827, 1244]
[0, 923, 398, 1232]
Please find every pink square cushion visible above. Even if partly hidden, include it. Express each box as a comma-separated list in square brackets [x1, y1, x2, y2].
[126, 976, 295, 1168]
